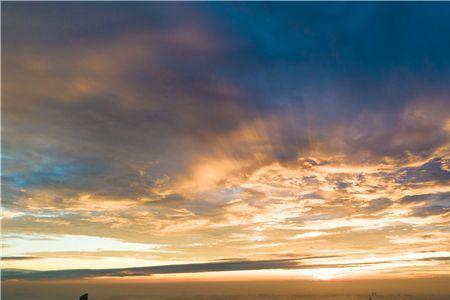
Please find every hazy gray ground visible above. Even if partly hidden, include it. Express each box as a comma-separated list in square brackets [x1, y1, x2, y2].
[95, 296, 449, 300]
[3, 279, 450, 300]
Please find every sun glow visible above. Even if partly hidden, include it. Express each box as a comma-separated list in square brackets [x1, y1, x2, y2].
[309, 269, 342, 280]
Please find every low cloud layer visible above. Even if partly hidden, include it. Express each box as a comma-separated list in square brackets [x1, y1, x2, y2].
[4, 254, 450, 280]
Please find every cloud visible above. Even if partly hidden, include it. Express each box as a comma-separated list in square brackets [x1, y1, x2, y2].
[1, 256, 40, 261]
[412, 205, 450, 217]
[400, 192, 450, 217]
[5, 254, 450, 281]
[401, 192, 450, 204]
[363, 198, 394, 212]
[395, 158, 450, 185]
[0, 258, 310, 280]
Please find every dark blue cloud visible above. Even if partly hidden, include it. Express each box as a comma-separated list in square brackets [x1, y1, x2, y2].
[2, 158, 108, 189]
[198, 2, 450, 114]
[396, 159, 450, 185]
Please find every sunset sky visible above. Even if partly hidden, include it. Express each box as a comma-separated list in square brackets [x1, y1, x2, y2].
[2, 2, 450, 284]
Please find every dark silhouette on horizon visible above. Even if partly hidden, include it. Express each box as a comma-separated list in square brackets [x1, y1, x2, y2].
[80, 293, 88, 300]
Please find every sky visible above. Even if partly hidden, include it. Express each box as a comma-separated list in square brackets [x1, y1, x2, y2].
[2, 2, 450, 286]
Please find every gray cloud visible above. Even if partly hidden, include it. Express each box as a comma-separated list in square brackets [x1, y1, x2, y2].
[400, 192, 450, 217]
[4, 255, 450, 281]
[1, 256, 40, 261]
[412, 205, 450, 217]
[364, 198, 394, 212]
[1, 258, 309, 280]
[401, 192, 450, 204]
